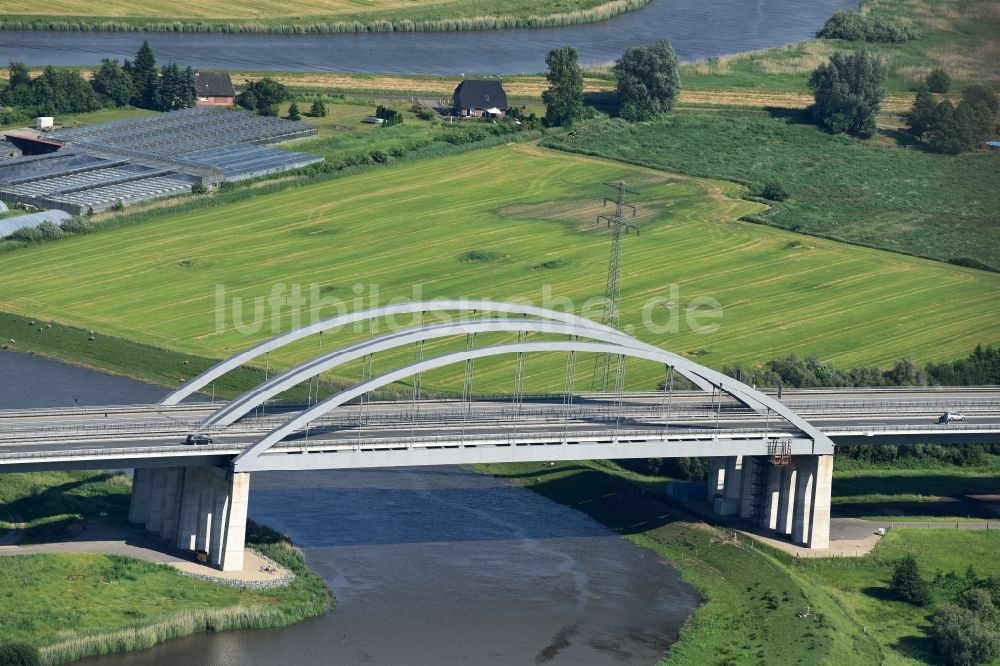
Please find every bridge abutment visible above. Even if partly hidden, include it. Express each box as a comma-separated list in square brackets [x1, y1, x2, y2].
[129, 466, 250, 571]
[709, 453, 833, 549]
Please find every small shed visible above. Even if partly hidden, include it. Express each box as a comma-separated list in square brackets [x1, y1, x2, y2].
[195, 72, 236, 107]
[453, 80, 508, 118]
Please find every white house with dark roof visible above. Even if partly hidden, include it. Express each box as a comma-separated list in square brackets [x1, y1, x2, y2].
[453, 80, 508, 118]
[195, 72, 236, 107]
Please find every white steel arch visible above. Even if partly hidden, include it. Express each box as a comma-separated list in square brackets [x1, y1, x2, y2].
[201, 318, 672, 428]
[161, 299, 713, 405]
[233, 340, 834, 472]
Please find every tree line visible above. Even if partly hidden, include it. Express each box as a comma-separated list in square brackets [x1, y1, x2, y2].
[1, 41, 197, 117]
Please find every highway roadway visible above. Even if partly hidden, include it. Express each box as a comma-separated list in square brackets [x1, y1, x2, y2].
[0, 388, 998, 471]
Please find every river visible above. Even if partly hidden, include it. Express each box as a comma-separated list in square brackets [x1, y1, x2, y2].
[0, 0, 857, 74]
[0, 350, 701, 664]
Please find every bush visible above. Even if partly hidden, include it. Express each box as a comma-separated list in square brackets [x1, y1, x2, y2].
[414, 105, 436, 121]
[307, 98, 327, 118]
[36, 220, 63, 240]
[890, 554, 931, 606]
[190, 182, 207, 195]
[760, 180, 789, 201]
[374, 105, 403, 127]
[110, 200, 125, 212]
[7, 226, 44, 243]
[933, 601, 1000, 666]
[370, 149, 389, 164]
[59, 217, 92, 233]
[0, 642, 41, 666]
[817, 10, 916, 42]
[926, 68, 952, 94]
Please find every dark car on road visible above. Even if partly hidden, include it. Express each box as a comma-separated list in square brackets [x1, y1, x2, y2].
[184, 434, 214, 445]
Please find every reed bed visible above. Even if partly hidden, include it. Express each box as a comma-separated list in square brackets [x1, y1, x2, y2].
[0, 0, 650, 34]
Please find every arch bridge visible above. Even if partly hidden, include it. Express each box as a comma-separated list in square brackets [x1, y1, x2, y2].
[127, 300, 835, 570]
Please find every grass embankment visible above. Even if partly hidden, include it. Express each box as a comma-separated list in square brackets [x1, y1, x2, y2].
[479, 460, 881, 664]
[0, 144, 996, 393]
[832, 457, 1000, 521]
[544, 110, 1000, 270]
[678, 0, 999, 92]
[0, 0, 650, 33]
[0, 470, 330, 665]
[481, 460, 1000, 664]
[800, 530, 1000, 664]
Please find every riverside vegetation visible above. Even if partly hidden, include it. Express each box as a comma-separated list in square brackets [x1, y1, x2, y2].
[480, 460, 1000, 665]
[0, 471, 331, 665]
[0, 0, 651, 34]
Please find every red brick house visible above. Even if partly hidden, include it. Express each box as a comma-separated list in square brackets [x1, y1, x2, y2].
[195, 72, 236, 107]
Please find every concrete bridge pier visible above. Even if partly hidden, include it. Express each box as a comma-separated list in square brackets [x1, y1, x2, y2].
[709, 453, 833, 549]
[129, 466, 250, 571]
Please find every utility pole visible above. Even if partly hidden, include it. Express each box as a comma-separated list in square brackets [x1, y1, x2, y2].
[592, 180, 639, 391]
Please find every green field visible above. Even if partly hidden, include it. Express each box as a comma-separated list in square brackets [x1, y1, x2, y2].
[0, 0, 649, 32]
[545, 110, 1000, 270]
[0, 144, 996, 393]
[0, 471, 330, 663]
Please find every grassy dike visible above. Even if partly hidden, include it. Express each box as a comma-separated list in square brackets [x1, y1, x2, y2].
[0, 0, 650, 34]
[0, 471, 331, 665]
[477, 460, 882, 664]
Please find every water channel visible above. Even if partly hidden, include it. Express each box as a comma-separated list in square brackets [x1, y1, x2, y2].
[0, 350, 701, 664]
[0, 0, 856, 74]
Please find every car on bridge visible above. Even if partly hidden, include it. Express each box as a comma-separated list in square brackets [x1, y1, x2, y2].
[184, 434, 214, 445]
[938, 412, 966, 424]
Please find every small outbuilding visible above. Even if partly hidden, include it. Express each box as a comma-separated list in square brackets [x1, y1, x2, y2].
[195, 72, 236, 107]
[453, 79, 507, 118]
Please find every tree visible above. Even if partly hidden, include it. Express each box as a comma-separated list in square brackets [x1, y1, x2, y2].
[889, 554, 930, 605]
[7, 61, 31, 90]
[925, 87, 998, 154]
[613, 39, 681, 122]
[237, 77, 288, 116]
[809, 50, 885, 137]
[153, 63, 196, 111]
[926, 68, 951, 93]
[0, 643, 40, 666]
[541, 45, 584, 127]
[932, 591, 1000, 666]
[307, 98, 327, 117]
[91, 58, 135, 107]
[130, 40, 159, 108]
[906, 86, 938, 136]
[286, 100, 301, 120]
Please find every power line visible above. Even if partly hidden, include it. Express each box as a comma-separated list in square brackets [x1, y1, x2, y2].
[592, 180, 639, 391]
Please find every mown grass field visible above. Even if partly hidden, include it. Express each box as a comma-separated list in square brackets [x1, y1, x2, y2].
[0, 143, 996, 394]
[545, 110, 1000, 270]
[0, 0, 649, 32]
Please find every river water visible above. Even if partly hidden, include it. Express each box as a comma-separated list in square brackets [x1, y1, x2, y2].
[0, 0, 856, 74]
[0, 350, 701, 664]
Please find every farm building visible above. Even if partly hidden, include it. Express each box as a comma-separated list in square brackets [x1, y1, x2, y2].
[195, 72, 237, 107]
[0, 107, 322, 214]
[453, 80, 508, 118]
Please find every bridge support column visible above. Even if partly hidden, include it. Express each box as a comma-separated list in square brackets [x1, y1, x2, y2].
[128, 468, 152, 525]
[789, 455, 832, 549]
[714, 455, 743, 515]
[707, 457, 726, 503]
[739, 456, 760, 519]
[776, 465, 797, 537]
[128, 465, 251, 571]
[761, 464, 783, 531]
